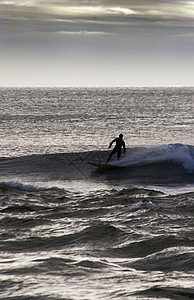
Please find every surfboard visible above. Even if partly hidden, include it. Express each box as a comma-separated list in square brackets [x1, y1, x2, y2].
[88, 162, 123, 169]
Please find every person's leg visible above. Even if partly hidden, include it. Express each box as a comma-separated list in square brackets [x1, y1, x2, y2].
[106, 150, 114, 163]
[117, 149, 121, 160]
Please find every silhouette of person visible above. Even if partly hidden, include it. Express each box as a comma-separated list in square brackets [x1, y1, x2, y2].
[106, 133, 126, 163]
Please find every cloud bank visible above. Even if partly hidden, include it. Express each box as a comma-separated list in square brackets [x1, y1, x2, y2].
[1, 1, 194, 86]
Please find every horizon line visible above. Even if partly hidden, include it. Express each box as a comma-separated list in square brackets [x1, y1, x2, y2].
[0, 85, 193, 88]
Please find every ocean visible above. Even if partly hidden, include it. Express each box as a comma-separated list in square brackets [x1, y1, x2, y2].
[0, 87, 194, 300]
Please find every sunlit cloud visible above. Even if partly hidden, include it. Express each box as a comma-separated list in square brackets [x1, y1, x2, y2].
[109, 7, 136, 15]
[52, 6, 136, 16]
[52, 6, 106, 16]
[57, 30, 114, 35]
[1, 1, 15, 3]
[1, 0, 34, 5]
[2, 0, 194, 20]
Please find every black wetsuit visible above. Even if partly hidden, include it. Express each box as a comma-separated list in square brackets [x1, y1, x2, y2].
[107, 137, 126, 163]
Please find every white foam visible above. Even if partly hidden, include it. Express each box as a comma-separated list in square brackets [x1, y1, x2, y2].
[129, 200, 154, 212]
[110, 143, 194, 172]
[0, 180, 46, 192]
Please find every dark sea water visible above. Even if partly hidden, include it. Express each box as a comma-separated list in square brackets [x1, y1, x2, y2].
[0, 87, 194, 299]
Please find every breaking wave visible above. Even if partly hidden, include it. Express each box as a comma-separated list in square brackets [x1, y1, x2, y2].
[0, 143, 193, 193]
[111, 143, 194, 172]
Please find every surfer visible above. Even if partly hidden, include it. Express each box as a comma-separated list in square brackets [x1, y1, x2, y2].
[106, 133, 126, 163]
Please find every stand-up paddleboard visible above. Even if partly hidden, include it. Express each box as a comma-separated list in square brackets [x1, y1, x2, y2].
[88, 162, 123, 169]
[89, 160, 147, 169]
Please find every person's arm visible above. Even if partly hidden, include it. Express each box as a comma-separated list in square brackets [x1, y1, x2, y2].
[123, 141, 126, 154]
[108, 138, 116, 148]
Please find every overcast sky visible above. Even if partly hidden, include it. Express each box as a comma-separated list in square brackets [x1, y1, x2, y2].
[1, 0, 194, 87]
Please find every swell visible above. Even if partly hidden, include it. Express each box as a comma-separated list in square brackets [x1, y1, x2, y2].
[134, 286, 194, 299]
[129, 248, 194, 272]
[0, 151, 105, 180]
[0, 144, 193, 187]
[109, 235, 194, 258]
[1, 215, 194, 254]
[0, 222, 126, 252]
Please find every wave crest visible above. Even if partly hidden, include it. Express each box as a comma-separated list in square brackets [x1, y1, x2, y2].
[111, 143, 194, 172]
[0, 180, 46, 192]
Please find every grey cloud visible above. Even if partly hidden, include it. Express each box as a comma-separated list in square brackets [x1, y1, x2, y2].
[34, 0, 187, 6]
[2, 0, 194, 19]
[1, 0, 194, 37]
